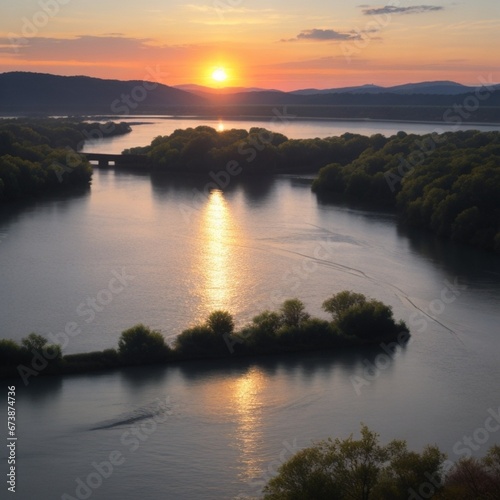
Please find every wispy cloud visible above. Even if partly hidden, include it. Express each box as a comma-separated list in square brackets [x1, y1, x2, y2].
[362, 5, 444, 15]
[282, 28, 361, 42]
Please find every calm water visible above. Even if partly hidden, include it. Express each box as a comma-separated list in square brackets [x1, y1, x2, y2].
[82, 115, 500, 154]
[2, 119, 500, 499]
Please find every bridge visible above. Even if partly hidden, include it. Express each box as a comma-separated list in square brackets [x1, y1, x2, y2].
[82, 153, 150, 170]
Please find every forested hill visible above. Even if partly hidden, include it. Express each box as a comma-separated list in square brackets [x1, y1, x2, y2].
[1, 72, 499, 122]
[0, 72, 207, 114]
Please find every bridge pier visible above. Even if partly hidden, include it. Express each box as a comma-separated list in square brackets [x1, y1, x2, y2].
[83, 153, 150, 170]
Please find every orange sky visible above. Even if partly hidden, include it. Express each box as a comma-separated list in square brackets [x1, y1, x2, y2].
[1, 1, 499, 90]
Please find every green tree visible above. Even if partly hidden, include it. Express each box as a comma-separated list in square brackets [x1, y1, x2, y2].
[280, 299, 310, 328]
[118, 324, 170, 365]
[263, 446, 342, 500]
[21, 333, 49, 351]
[264, 425, 447, 500]
[336, 300, 407, 343]
[206, 310, 234, 338]
[0, 339, 25, 365]
[20, 332, 62, 363]
[375, 443, 446, 499]
[265, 425, 386, 500]
[175, 324, 230, 358]
[322, 291, 367, 321]
[242, 310, 283, 351]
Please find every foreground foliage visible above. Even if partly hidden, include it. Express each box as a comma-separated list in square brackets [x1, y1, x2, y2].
[263, 425, 500, 500]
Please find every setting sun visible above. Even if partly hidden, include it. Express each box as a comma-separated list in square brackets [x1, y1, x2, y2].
[211, 68, 228, 83]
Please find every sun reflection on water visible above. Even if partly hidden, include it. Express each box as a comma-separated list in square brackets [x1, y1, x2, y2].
[232, 366, 266, 480]
[198, 189, 237, 313]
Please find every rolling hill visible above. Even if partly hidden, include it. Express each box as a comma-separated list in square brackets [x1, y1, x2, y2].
[1, 72, 499, 122]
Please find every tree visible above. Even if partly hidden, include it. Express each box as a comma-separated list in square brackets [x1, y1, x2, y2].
[21, 333, 49, 352]
[264, 425, 447, 500]
[20, 332, 62, 363]
[336, 300, 407, 343]
[263, 446, 342, 500]
[242, 310, 283, 351]
[439, 446, 500, 499]
[118, 324, 170, 364]
[322, 291, 367, 321]
[0, 339, 25, 365]
[280, 299, 310, 328]
[265, 425, 387, 500]
[375, 443, 446, 499]
[175, 310, 236, 358]
[206, 310, 235, 338]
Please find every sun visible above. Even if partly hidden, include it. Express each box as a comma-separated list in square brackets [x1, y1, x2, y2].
[211, 68, 228, 83]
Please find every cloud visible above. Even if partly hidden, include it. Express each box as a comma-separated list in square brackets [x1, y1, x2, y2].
[282, 28, 360, 42]
[362, 5, 444, 15]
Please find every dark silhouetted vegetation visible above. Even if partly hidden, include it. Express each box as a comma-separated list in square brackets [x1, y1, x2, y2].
[118, 324, 171, 365]
[0, 333, 62, 377]
[123, 126, 380, 174]
[0, 119, 130, 201]
[312, 130, 500, 253]
[263, 424, 500, 500]
[0, 291, 409, 378]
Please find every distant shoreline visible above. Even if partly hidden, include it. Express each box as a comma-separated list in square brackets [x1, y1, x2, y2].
[2, 112, 500, 127]
[76, 114, 500, 127]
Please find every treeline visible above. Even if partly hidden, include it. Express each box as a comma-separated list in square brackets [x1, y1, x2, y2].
[0, 291, 409, 379]
[0, 119, 130, 201]
[312, 130, 500, 253]
[123, 125, 380, 173]
[263, 424, 500, 500]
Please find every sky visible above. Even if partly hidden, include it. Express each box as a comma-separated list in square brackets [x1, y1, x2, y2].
[0, 0, 499, 90]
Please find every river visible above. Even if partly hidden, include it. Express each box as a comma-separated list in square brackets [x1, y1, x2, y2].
[2, 118, 500, 499]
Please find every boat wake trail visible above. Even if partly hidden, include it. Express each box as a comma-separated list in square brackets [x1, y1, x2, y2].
[90, 398, 174, 431]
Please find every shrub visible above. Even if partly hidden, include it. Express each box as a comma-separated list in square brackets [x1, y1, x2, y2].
[280, 299, 310, 328]
[118, 324, 170, 365]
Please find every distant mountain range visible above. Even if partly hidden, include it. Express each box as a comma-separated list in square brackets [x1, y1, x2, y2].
[1, 72, 499, 121]
[176, 81, 485, 96]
